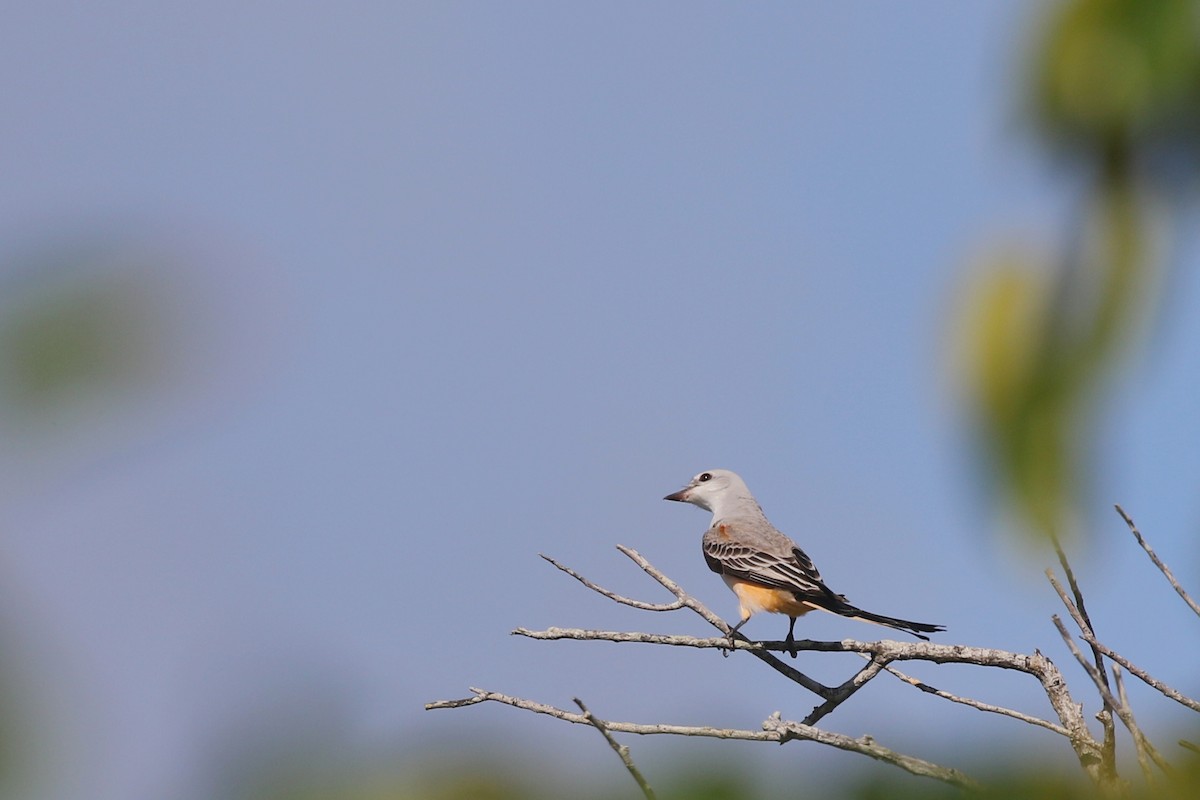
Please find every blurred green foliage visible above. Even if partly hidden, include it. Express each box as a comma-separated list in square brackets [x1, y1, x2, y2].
[0, 656, 28, 800]
[856, 749, 1200, 800]
[1035, 0, 1200, 151]
[226, 743, 1200, 800]
[230, 754, 761, 800]
[955, 0, 1200, 545]
[0, 238, 179, 799]
[0, 244, 168, 430]
[0, 278, 147, 407]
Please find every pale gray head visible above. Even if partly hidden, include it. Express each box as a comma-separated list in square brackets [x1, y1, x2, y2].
[663, 468, 764, 521]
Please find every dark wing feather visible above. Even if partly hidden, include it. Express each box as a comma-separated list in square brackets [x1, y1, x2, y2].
[702, 538, 833, 600]
[790, 546, 823, 582]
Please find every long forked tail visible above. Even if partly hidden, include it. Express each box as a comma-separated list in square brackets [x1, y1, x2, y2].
[830, 601, 945, 641]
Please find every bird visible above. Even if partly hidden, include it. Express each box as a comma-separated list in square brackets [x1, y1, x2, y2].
[664, 469, 943, 656]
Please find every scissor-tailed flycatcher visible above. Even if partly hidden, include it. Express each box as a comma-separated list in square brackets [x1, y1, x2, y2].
[665, 469, 943, 656]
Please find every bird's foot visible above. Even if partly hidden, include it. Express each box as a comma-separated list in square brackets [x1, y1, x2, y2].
[785, 632, 798, 659]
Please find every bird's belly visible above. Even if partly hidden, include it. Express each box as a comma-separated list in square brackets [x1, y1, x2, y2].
[722, 575, 813, 617]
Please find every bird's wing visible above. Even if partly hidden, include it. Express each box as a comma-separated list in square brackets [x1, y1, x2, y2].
[703, 534, 831, 599]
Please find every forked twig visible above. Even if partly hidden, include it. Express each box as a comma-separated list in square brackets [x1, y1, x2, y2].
[1069, 626, 1198, 714]
[802, 657, 886, 726]
[540, 554, 684, 611]
[1051, 615, 1172, 776]
[1046, 569, 1200, 713]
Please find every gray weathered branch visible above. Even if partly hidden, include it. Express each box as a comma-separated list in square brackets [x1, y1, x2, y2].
[1051, 615, 1171, 776]
[429, 539, 1200, 797]
[425, 688, 980, 791]
[516, 547, 1109, 789]
[1050, 537, 1118, 782]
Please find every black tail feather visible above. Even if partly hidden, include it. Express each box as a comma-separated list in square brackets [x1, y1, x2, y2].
[828, 600, 945, 640]
[840, 606, 940, 642]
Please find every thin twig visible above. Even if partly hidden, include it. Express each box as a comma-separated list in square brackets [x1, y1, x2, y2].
[761, 713, 980, 790]
[1113, 666, 1154, 787]
[1114, 505, 1200, 618]
[541, 554, 684, 611]
[873, 658, 1070, 737]
[429, 686, 772, 739]
[426, 688, 980, 790]
[1066, 622, 1200, 714]
[574, 698, 656, 800]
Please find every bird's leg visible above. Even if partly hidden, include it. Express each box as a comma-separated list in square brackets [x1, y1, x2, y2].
[722, 617, 750, 658]
[786, 617, 798, 659]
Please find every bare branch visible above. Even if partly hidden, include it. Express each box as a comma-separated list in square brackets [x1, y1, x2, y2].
[428, 687, 775, 739]
[500, 549, 1112, 792]
[802, 656, 886, 726]
[1114, 505, 1200, 619]
[1042, 590, 1200, 715]
[516, 625, 1050, 671]
[511, 623, 1109, 784]
[574, 698, 656, 800]
[874, 658, 1070, 737]
[1048, 545, 1118, 782]
[540, 553, 684, 611]
[1051, 615, 1172, 775]
[425, 688, 490, 712]
[1046, 570, 1100, 661]
[512, 625, 834, 698]
[1114, 666, 1154, 787]
[426, 687, 980, 791]
[761, 714, 980, 790]
[615, 545, 728, 627]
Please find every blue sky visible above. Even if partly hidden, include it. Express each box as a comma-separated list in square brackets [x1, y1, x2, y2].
[2, 3, 1198, 798]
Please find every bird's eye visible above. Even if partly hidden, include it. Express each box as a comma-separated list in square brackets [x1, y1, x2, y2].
[698, 473, 712, 482]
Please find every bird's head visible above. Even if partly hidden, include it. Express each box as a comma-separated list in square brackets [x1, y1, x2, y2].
[664, 469, 756, 518]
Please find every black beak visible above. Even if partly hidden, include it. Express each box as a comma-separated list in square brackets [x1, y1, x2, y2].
[663, 489, 690, 502]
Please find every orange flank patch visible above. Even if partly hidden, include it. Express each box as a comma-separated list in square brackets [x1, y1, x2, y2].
[716, 523, 730, 540]
[724, 577, 817, 620]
